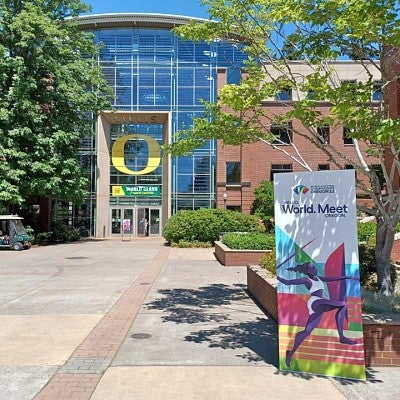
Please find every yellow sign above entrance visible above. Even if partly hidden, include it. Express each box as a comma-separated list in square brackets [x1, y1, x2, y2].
[111, 134, 161, 175]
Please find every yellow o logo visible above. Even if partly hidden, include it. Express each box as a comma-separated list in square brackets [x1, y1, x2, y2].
[111, 134, 161, 175]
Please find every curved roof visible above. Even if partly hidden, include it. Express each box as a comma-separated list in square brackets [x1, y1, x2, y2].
[78, 13, 209, 30]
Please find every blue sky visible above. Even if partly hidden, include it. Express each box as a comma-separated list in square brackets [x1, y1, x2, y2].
[84, 0, 209, 19]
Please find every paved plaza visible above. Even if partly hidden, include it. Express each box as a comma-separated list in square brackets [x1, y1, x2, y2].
[0, 239, 398, 399]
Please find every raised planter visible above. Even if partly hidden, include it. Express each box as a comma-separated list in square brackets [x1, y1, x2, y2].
[247, 265, 400, 367]
[214, 240, 272, 266]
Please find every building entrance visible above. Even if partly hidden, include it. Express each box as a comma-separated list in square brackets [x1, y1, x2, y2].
[111, 207, 161, 237]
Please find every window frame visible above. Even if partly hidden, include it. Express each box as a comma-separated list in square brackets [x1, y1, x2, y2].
[270, 163, 293, 180]
[372, 80, 382, 102]
[317, 124, 330, 144]
[343, 126, 354, 145]
[271, 122, 293, 145]
[275, 88, 292, 101]
[226, 161, 241, 186]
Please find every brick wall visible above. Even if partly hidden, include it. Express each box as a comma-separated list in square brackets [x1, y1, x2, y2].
[247, 265, 278, 321]
[363, 323, 400, 367]
[214, 241, 271, 266]
[247, 265, 400, 367]
[391, 239, 400, 263]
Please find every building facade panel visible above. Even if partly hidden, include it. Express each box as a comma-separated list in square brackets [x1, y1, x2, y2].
[77, 14, 247, 237]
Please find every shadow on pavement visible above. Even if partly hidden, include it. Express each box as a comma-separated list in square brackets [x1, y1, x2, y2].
[145, 283, 279, 366]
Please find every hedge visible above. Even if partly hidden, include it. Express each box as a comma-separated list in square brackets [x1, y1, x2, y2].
[163, 209, 264, 245]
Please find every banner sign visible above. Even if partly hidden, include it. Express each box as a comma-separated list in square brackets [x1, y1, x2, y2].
[112, 185, 161, 197]
[274, 170, 366, 380]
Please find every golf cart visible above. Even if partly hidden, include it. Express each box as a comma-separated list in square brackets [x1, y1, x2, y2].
[0, 215, 31, 251]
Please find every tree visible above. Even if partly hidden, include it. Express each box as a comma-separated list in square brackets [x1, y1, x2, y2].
[166, 0, 400, 295]
[0, 0, 112, 213]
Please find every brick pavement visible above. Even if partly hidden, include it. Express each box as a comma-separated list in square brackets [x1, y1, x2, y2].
[34, 246, 170, 400]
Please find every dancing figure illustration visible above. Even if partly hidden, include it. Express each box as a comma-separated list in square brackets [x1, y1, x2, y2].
[278, 261, 358, 367]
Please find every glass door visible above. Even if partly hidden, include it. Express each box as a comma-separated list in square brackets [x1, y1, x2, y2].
[137, 208, 148, 237]
[111, 208, 122, 235]
[111, 207, 161, 237]
[122, 209, 134, 236]
[149, 209, 161, 236]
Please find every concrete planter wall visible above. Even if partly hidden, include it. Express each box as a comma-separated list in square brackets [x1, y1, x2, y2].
[214, 241, 272, 266]
[247, 265, 400, 367]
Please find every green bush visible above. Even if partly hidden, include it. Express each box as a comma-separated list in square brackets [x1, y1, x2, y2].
[260, 251, 277, 276]
[357, 221, 376, 245]
[222, 232, 275, 250]
[251, 180, 275, 231]
[362, 288, 400, 314]
[163, 209, 264, 245]
[34, 231, 53, 245]
[358, 243, 397, 289]
[358, 243, 377, 287]
[25, 226, 35, 243]
[172, 240, 213, 248]
[34, 222, 80, 245]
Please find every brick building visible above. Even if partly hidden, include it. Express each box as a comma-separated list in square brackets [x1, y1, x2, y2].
[216, 61, 381, 212]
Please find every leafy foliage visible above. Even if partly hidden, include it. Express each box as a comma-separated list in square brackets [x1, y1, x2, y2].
[357, 221, 377, 245]
[260, 251, 277, 276]
[251, 180, 275, 231]
[34, 221, 80, 245]
[361, 289, 400, 314]
[168, 0, 400, 295]
[358, 243, 397, 289]
[0, 0, 112, 210]
[221, 232, 275, 250]
[162, 208, 265, 245]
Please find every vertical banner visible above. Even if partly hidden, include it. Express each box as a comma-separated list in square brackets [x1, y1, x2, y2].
[274, 170, 366, 380]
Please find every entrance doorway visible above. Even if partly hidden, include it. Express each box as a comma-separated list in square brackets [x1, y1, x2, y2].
[111, 207, 161, 237]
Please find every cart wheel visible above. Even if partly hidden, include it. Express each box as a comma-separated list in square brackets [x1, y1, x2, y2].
[13, 242, 23, 251]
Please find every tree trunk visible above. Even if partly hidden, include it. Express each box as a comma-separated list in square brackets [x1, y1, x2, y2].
[375, 217, 394, 295]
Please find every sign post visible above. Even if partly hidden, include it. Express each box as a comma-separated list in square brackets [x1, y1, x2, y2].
[274, 170, 366, 380]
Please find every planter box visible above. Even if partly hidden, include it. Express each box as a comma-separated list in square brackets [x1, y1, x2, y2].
[214, 240, 272, 266]
[391, 239, 400, 263]
[247, 265, 400, 367]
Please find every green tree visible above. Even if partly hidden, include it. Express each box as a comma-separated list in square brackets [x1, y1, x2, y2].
[251, 180, 275, 231]
[0, 0, 112, 212]
[167, 0, 400, 295]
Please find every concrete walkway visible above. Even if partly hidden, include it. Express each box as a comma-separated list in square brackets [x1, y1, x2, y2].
[0, 239, 398, 399]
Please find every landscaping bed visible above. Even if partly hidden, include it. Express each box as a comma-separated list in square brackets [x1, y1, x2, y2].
[214, 240, 272, 266]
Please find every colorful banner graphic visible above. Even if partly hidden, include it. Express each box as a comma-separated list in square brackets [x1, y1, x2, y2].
[112, 185, 161, 197]
[274, 170, 366, 380]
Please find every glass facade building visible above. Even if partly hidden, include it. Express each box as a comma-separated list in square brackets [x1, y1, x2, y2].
[76, 14, 246, 237]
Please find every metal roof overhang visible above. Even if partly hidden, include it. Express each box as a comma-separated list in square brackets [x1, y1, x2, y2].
[78, 13, 208, 30]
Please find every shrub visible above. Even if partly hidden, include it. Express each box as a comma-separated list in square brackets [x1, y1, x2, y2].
[25, 226, 35, 243]
[358, 243, 397, 289]
[34, 222, 80, 245]
[163, 209, 264, 245]
[362, 288, 400, 314]
[251, 180, 275, 231]
[35, 231, 53, 245]
[260, 251, 277, 276]
[172, 240, 213, 248]
[357, 221, 376, 245]
[222, 232, 275, 250]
